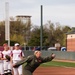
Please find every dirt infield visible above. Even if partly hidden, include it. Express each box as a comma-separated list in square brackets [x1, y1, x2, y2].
[33, 67, 75, 75]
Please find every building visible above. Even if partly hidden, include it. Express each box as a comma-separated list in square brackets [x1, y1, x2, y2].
[16, 15, 31, 24]
[66, 28, 75, 51]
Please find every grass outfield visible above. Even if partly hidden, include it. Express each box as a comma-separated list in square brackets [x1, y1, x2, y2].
[41, 61, 75, 67]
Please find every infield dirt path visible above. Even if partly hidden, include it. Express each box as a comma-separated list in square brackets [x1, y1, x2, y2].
[33, 67, 75, 75]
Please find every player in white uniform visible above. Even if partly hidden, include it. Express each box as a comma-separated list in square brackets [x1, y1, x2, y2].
[2, 43, 12, 75]
[0, 51, 4, 75]
[12, 43, 24, 75]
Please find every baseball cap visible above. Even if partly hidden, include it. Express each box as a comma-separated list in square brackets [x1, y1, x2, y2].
[14, 43, 20, 46]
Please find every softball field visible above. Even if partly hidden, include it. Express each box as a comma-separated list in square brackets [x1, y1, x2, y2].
[34, 66, 75, 75]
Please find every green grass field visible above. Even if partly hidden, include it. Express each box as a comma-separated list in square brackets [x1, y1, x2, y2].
[41, 61, 75, 67]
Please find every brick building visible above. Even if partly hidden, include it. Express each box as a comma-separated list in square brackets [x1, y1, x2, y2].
[67, 28, 75, 51]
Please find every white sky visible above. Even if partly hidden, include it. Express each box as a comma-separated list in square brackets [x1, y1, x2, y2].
[0, 0, 75, 27]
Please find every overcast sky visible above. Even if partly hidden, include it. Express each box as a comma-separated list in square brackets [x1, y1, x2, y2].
[0, 0, 75, 27]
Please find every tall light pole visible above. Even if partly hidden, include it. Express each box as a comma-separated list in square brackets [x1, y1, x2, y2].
[40, 5, 43, 50]
[5, 2, 10, 46]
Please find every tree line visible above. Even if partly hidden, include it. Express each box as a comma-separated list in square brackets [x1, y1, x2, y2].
[0, 20, 72, 47]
